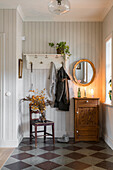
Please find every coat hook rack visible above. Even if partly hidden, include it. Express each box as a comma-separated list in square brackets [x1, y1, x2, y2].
[24, 54, 67, 70]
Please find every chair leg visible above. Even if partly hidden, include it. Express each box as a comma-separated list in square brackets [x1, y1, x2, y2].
[30, 124, 32, 144]
[52, 124, 55, 144]
[44, 126, 46, 143]
[35, 125, 37, 148]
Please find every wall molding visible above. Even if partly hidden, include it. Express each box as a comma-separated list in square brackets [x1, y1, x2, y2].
[0, 139, 19, 147]
[1, 2, 113, 22]
[17, 5, 25, 21]
[103, 133, 113, 150]
[0, 136, 23, 147]
[101, 0, 113, 21]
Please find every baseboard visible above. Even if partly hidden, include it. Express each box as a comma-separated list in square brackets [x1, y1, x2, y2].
[0, 139, 19, 147]
[0, 135, 23, 147]
[103, 133, 113, 150]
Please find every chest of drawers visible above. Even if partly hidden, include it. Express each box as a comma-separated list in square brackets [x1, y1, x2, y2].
[74, 98, 99, 142]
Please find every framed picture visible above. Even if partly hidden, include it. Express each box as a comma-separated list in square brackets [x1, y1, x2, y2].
[18, 59, 23, 78]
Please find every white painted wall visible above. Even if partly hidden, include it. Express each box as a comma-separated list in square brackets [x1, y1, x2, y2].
[23, 22, 102, 138]
[102, 7, 113, 149]
[0, 9, 17, 147]
[0, 9, 23, 147]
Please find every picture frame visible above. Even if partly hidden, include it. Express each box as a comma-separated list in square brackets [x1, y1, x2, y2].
[18, 59, 23, 78]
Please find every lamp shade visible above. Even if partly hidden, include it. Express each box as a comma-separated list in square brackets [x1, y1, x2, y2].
[48, 0, 70, 15]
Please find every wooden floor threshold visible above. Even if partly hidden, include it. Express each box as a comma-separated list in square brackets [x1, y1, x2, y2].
[0, 148, 14, 169]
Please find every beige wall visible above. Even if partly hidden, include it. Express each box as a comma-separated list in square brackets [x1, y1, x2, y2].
[102, 7, 113, 149]
[23, 22, 102, 137]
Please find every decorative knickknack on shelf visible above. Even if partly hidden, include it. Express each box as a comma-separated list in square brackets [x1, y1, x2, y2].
[77, 88, 81, 98]
[49, 42, 71, 58]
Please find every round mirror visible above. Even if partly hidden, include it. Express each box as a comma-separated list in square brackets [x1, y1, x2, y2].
[73, 59, 96, 86]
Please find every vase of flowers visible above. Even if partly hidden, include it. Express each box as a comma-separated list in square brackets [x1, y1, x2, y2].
[23, 89, 52, 122]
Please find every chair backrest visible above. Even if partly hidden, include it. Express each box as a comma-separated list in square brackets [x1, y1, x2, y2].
[29, 105, 40, 121]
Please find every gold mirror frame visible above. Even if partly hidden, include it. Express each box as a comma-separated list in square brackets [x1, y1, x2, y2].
[73, 59, 96, 86]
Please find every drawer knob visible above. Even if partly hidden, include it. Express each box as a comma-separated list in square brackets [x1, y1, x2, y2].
[76, 130, 78, 133]
[76, 111, 79, 114]
[86, 100, 89, 103]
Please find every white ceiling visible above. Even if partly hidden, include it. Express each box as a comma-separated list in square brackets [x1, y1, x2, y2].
[0, 0, 113, 21]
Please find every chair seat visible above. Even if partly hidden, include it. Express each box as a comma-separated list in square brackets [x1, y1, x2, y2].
[31, 120, 54, 126]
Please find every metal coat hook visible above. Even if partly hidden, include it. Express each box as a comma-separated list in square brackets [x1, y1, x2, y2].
[29, 62, 33, 72]
[55, 55, 59, 58]
[45, 55, 48, 58]
[35, 55, 37, 58]
[61, 62, 64, 66]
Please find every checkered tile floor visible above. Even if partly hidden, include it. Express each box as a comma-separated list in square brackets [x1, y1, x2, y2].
[2, 138, 113, 170]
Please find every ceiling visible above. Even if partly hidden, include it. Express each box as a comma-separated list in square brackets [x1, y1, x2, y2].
[0, 0, 113, 21]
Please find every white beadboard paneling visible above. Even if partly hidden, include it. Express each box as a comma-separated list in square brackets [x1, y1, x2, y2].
[0, 9, 23, 147]
[23, 21, 102, 137]
[3, 9, 17, 141]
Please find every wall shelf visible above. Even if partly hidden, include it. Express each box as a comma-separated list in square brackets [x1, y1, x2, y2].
[23, 54, 68, 70]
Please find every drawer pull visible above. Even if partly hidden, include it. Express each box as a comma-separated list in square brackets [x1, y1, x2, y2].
[86, 100, 89, 103]
[76, 130, 78, 133]
[76, 111, 79, 114]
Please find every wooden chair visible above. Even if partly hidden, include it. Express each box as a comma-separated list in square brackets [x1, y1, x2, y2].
[30, 106, 55, 147]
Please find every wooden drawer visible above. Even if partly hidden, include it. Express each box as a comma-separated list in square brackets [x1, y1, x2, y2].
[75, 128, 99, 141]
[77, 99, 98, 107]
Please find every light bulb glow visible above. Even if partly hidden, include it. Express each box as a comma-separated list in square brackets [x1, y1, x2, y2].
[91, 89, 94, 97]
